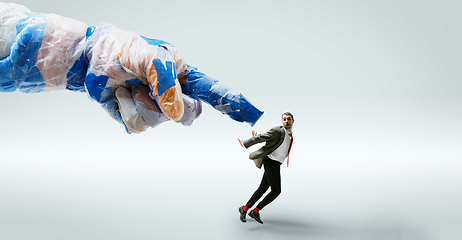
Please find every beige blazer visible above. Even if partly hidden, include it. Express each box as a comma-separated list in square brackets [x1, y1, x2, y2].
[243, 126, 286, 168]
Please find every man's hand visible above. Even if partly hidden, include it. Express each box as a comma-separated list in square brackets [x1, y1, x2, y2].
[238, 130, 258, 148]
[238, 138, 244, 148]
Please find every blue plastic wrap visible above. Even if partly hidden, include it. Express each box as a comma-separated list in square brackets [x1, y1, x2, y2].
[182, 67, 263, 126]
[0, 3, 263, 133]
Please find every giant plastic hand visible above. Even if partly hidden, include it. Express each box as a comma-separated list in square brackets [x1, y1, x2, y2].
[0, 3, 263, 133]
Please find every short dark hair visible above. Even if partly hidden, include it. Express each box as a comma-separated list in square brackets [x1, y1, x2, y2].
[282, 112, 294, 120]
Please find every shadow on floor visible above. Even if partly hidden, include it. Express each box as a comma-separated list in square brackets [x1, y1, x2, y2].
[244, 217, 429, 240]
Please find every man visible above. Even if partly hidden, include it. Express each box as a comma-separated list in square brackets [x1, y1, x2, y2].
[237, 112, 295, 224]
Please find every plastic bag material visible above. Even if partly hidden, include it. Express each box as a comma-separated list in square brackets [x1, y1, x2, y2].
[0, 2, 31, 59]
[181, 67, 264, 127]
[117, 84, 202, 129]
[176, 93, 202, 126]
[0, 4, 47, 92]
[131, 84, 170, 128]
[0, 3, 263, 133]
[115, 86, 149, 134]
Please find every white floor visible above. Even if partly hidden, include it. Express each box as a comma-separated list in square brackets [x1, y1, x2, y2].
[1, 115, 461, 240]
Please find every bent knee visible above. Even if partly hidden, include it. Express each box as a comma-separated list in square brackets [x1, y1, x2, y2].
[272, 187, 281, 196]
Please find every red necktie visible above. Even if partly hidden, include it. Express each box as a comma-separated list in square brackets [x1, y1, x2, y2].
[287, 133, 293, 167]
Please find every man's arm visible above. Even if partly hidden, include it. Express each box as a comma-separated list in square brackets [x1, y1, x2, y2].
[238, 131, 256, 148]
[242, 127, 280, 148]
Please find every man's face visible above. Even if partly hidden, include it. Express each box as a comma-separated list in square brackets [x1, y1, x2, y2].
[282, 115, 294, 130]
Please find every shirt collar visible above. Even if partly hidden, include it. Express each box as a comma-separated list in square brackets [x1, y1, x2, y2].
[283, 127, 292, 135]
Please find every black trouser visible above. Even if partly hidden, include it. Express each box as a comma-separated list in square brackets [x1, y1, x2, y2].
[246, 156, 282, 210]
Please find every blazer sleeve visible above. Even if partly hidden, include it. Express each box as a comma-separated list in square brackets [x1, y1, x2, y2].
[243, 126, 280, 148]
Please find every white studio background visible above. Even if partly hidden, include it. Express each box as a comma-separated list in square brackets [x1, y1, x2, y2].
[1, 0, 461, 240]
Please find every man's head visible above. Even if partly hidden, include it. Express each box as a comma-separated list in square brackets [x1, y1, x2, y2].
[281, 112, 294, 131]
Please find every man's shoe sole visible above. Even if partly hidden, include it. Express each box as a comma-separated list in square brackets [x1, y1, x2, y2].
[249, 212, 263, 224]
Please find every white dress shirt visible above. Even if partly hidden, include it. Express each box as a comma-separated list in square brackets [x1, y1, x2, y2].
[267, 128, 292, 164]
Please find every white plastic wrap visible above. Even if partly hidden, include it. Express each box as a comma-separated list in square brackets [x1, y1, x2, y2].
[0, 3, 263, 133]
[37, 14, 87, 91]
[115, 86, 149, 134]
[0, 3, 30, 59]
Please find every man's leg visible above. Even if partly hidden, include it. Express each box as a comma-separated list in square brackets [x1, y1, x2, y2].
[239, 157, 271, 223]
[248, 158, 281, 224]
[245, 171, 270, 208]
[256, 158, 281, 210]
